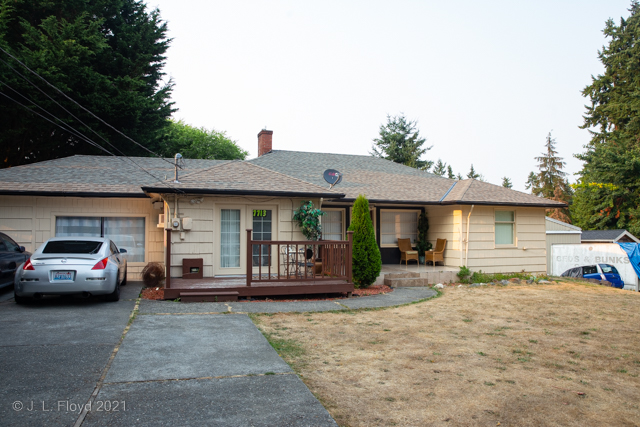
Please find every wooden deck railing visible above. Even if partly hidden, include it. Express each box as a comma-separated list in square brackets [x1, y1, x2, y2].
[246, 229, 353, 286]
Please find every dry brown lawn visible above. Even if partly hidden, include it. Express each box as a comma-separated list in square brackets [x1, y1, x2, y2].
[252, 281, 640, 426]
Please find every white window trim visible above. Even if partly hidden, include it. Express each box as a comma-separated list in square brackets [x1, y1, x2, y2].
[379, 209, 420, 248]
[52, 213, 150, 265]
[494, 209, 517, 248]
[321, 208, 345, 241]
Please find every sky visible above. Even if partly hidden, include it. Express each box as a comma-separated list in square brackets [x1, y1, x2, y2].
[149, 0, 632, 192]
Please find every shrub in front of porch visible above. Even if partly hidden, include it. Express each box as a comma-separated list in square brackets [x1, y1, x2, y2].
[349, 194, 381, 288]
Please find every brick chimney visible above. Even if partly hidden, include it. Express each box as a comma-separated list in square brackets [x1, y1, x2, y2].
[257, 129, 273, 157]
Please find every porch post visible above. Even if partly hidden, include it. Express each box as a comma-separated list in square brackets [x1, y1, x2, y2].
[346, 230, 354, 284]
[165, 228, 171, 289]
[246, 229, 252, 287]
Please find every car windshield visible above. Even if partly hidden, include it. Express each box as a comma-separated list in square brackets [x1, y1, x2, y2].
[599, 264, 619, 275]
[42, 240, 103, 254]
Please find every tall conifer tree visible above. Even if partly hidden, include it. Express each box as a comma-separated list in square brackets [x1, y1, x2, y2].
[573, 2, 640, 235]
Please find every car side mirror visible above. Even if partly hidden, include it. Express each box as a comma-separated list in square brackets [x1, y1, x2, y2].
[136, 243, 143, 247]
[119, 248, 128, 253]
[19, 246, 26, 253]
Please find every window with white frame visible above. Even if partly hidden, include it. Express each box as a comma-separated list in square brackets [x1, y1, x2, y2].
[321, 210, 343, 240]
[495, 210, 515, 245]
[380, 210, 419, 246]
[55, 216, 146, 262]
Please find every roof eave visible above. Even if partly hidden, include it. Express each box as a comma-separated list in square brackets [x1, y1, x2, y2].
[440, 200, 568, 208]
[141, 186, 344, 199]
[0, 190, 147, 198]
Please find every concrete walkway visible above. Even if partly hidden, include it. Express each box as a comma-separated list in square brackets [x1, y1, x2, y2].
[1, 283, 436, 426]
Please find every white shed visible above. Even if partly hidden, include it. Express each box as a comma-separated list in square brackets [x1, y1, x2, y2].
[545, 217, 582, 273]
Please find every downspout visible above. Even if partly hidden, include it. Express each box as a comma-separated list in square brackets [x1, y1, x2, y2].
[465, 205, 475, 267]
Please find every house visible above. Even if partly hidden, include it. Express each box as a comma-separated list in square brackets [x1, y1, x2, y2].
[581, 229, 640, 244]
[0, 129, 565, 284]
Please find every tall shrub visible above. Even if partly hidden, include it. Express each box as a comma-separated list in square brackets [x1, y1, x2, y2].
[348, 195, 381, 288]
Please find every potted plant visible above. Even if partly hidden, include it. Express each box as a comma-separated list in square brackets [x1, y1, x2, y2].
[415, 211, 432, 264]
[292, 201, 325, 241]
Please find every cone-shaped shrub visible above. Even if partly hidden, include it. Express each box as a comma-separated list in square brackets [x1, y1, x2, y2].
[348, 194, 381, 288]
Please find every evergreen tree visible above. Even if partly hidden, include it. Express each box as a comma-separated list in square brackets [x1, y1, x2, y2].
[467, 164, 481, 180]
[502, 177, 513, 188]
[447, 165, 456, 179]
[0, 0, 174, 167]
[573, 3, 640, 235]
[456, 173, 463, 180]
[433, 159, 447, 176]
[529, 132, 572, 221]
[347, 194, 381, 288]
[525, 171, 539, 193]
[371, 114, 433, 170]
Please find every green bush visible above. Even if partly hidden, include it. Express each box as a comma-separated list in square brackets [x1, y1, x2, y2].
[348, 195, 381, 288]
[457, 266, 471, 283]
[415, 211, 432, 254]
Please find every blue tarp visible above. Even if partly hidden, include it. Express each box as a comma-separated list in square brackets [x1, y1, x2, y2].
[618, 243, 640, 280]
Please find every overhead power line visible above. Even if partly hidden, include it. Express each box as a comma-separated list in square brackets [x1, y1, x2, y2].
[0, 46, 175, 167]
[0, 86, 184, 194]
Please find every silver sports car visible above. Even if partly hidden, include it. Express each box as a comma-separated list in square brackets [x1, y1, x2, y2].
[14, 237, 127, 304]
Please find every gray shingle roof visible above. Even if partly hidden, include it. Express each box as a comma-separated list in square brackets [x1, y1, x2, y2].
[442, 179, 565, 207]
[581, 230, 639, 242]
[0, 155, 225, 196]
[250, 150, 566, 207]
[0, 152, 567, 207]
[142, 161, 342, 198]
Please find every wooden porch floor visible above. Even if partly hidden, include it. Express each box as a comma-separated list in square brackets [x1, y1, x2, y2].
[165, 276, 354, 302]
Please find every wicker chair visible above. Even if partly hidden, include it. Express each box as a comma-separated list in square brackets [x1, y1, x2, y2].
[425, 238, 446, 266]
[398, 238, 419, 265]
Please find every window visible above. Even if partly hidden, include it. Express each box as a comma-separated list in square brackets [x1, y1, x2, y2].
[55, 216, 145, 262]
[380, 210, 419, 246]
[322, 210, 343, 241]
[495, 211, 515, 245]
[252, 209, 272, 266]
[220, 209, 241, 268]
[43, 240, 103, 254]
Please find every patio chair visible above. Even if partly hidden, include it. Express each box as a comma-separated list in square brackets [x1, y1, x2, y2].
[398, 238, 419, 266]
[425, 238, 446, 266]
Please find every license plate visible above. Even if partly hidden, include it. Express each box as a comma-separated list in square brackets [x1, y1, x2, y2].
[53, 271, 74, 281]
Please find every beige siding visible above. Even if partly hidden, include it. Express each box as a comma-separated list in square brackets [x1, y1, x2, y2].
[426, 205, 548, 274]
[165, 195, 314, 277]
[427, 206, 463, 267]
[0, 195, 163, 281]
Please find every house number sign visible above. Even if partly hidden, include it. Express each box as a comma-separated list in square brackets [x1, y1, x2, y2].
[253, 210, 267, 217]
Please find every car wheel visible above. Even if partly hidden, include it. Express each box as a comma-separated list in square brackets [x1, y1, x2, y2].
[105, 279, 121, 302]
[14, 293, 32, 305]
[121, 267, 127, 286]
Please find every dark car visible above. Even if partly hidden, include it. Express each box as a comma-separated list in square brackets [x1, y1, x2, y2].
[560, 263, 625, 289]
[0, 232, 31, 289]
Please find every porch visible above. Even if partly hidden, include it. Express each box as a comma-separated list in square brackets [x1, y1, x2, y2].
[163, 229, 355, 302]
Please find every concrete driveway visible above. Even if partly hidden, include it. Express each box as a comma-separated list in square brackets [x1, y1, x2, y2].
[0, 283, 336, 427]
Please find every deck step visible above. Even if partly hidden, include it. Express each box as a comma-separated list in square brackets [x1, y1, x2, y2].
[179, 291, 239, 302]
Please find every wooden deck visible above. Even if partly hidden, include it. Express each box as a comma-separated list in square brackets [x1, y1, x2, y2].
[163, 229, 354, 302]
[165, 277, 354, 302]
